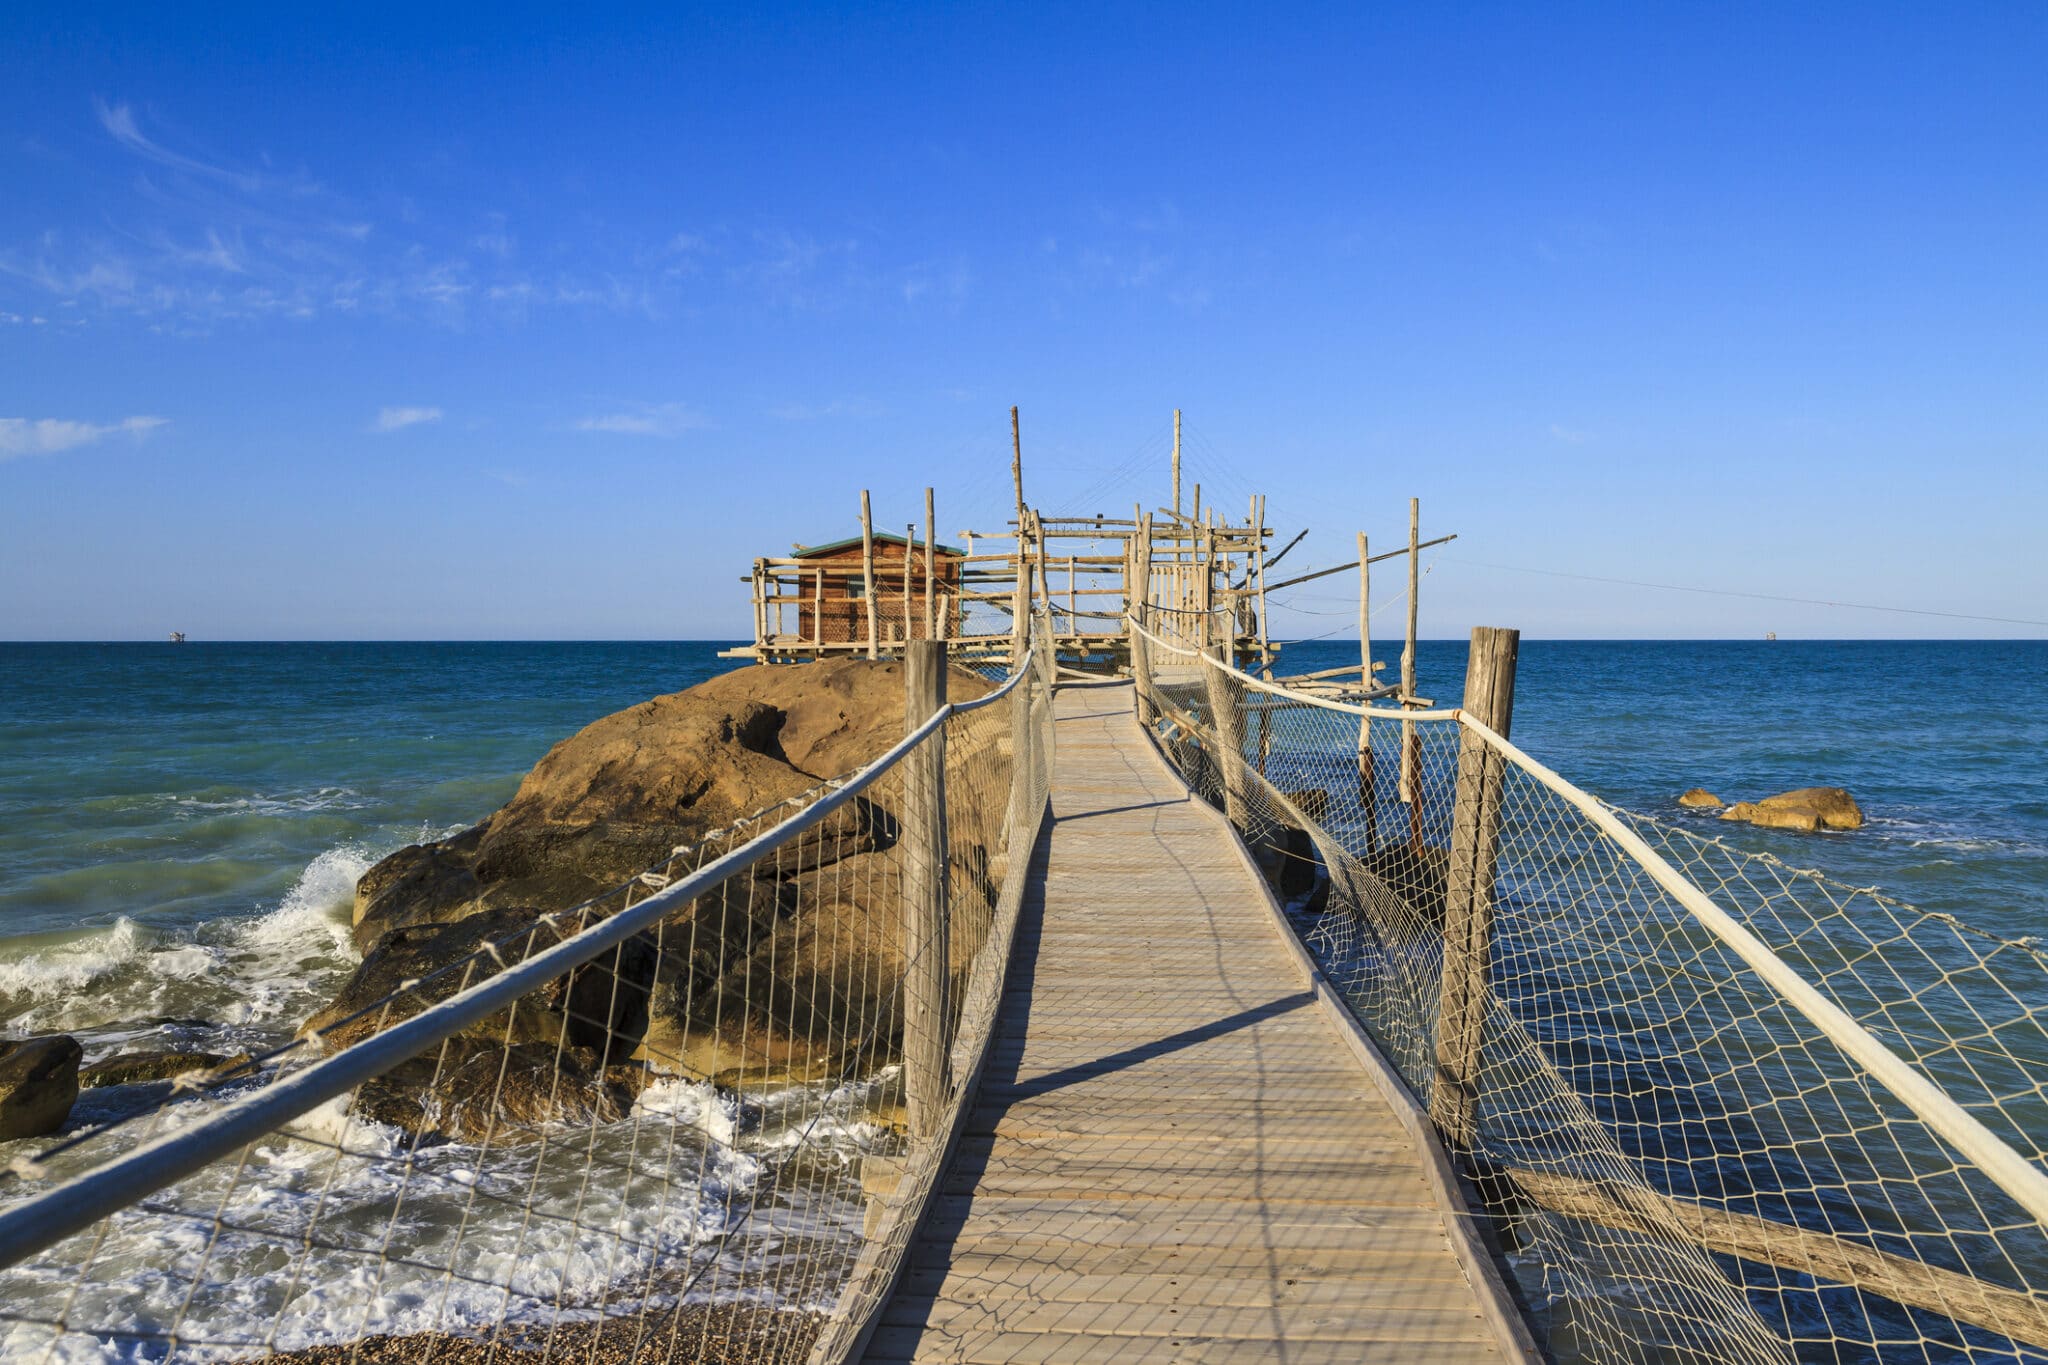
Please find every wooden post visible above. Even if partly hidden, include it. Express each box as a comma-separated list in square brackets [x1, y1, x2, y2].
[1066, 554, 1077, 635]
[1358, 531, 1377, 853]
[901, 640, 951, 1139]
[924, 487, 937, 639]
[1429, 626, 1519, 1156]
[1172, 408, 1182, 519]
[1132, 514, 1156, 724]
[1199, 518, 1216, 650]
[1202, 640, 1248, 827]
[751, 559, 767, 661]
[1402, 498, 1424, 847]
[1010, 512, 1031, 666]
[860, 491, 879, 661]
[1192, 481, 1201, 528]
[812, 567, 824, 649]
[902, 523, 915, 644]
[1010, 406, 1025, 529]
[1032, 512, 1053, 656]
[1254, 494, 1270, 675]
[1036, 605, 1056, 686]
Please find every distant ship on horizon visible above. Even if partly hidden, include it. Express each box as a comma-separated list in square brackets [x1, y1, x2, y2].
[168, 631, 186, 644]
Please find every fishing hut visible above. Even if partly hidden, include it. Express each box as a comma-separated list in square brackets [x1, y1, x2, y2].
[722, 408, 1450, 703]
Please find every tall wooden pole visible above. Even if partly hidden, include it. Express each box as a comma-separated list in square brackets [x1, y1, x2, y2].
[1429, 626, 1519, 1155]
[1400, 497, 1420, 825]
[751, 560, 768, 662]
[1172, 408, 1182, 519]
[1192, 482, 1202, 528]
[1010, 406, 1025, 529]
[1067, 554, 1077, 634]
[1358, 532, 1377, 853]
[1010, 506, 1032, 666]
[901, 640, 951, 1139]
[924, 487, 937, 640]
[902, 524, 914, 645]
[813, 567, 824, 649]
[1254, 497, 1271, 673]
[860, 490, 879, 661]
[1032, 512, 1052, 625]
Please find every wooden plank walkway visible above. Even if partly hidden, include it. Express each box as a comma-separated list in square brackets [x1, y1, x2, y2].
[863, 682, 1507, 1363]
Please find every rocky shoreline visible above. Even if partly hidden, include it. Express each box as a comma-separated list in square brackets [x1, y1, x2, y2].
[1, 656, 998, 1150]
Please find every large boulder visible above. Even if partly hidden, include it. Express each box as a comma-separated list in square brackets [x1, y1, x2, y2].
[0, 1035, 82, 1139]
[326, 658, 1013, 1138]
[306, 905, 657, 1058]
[1720, 786, 1864, 833]
[1677, 788, 1723, 809]
[352, 659, 992, 950]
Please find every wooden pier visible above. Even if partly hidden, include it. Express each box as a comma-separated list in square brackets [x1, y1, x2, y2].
[860, 681, 1531, 1363]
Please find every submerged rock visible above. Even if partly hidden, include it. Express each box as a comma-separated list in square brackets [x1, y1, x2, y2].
[1677, 788, 1723, 809]
[1719, 786, 1864, 833]
[79, 1049, 253, 1089]
[352, 1041, 641, 1144]
[0, 1034, 82, 1139]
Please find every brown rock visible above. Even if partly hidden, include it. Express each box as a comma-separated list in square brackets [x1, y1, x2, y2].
[1760, 786, 1864, 830]
[352, 659, 993, 950]
[80, 1050, 254, 1089]
[1720, 801, 1821, 832]
[352, 1041, 635, 1144]
[0, 1035, 82, 1139]
[1677, 788, 1723, 809]
[323, 657, 1018, 1130]
[306, 905, 655, 1061]
[1719, 786, 1863, 833]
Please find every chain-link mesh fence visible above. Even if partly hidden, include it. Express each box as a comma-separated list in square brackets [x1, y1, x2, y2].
[1131, 614, 2048, 1365]
[0, 631, 1057, 1365]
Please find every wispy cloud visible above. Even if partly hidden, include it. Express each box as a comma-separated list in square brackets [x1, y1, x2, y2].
[1548, 424, 1592, 444]
[0, 415, 167, 461]
[770, 397, 886, 422]
[3, 103, 974, 333]
[374, 406, 443, 432]
[574, 402, 706, 438]
[95, 99, 308, 196]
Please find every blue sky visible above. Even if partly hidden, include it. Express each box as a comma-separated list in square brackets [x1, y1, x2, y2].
[3, 3, 2043, 640]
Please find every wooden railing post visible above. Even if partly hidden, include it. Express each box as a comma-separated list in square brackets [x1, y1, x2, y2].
[1010, 521, 1032, 667]
[1131, 514, 1156, 725]
[902, 640, 951, 1140]
[860, 490, 879, 661]
[1201, 642, 1248, 827]
[1429, 626, 1520, 1155]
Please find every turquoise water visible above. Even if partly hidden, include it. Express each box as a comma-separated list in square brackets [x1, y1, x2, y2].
[2, 640, 2041, 1058]
[0, 643, 738, 1055]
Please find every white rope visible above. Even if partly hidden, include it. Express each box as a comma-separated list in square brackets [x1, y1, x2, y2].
[1133, 616, 2048, 1227]
[1455, 709, 2048, 1229]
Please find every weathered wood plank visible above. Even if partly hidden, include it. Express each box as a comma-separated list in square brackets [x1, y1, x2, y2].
[864, 683, 1501, 1363]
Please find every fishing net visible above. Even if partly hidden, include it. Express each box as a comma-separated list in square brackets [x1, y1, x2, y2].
[1132, 614, 2048, 1365]
[0, 635, 1057, 1365]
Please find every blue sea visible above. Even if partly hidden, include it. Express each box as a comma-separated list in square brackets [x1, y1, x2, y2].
[1, 638, 2041, 1058]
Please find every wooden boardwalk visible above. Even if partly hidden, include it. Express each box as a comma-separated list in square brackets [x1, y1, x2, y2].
[863, 682, 1514, 1363]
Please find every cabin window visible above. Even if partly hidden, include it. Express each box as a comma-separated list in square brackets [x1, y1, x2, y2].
[846, 578, 866, 598]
